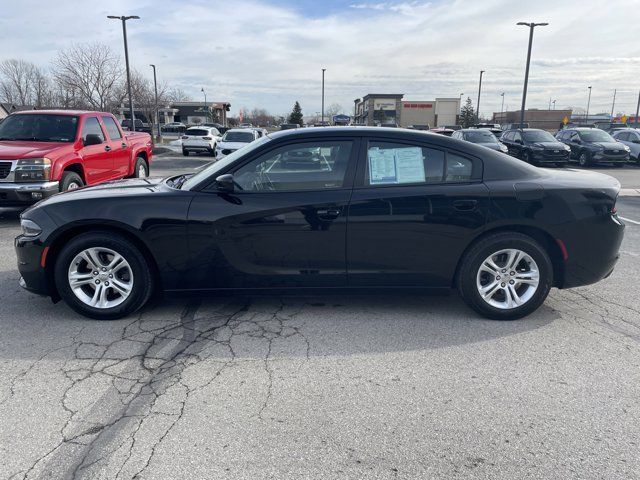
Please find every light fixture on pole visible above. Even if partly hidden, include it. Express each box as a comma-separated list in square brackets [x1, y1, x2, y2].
[585, 86, 592, 123]
[201, 87, 208, 122]
[150, 64, 160, 141]
[321, 68, 326, 125]
[107, 15, 140, 131]
[552, 99, 556, 110]
[516, 21, 548, 128]
[476, 71, 484, 123]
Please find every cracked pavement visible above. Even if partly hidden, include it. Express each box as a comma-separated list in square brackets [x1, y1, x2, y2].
[0, 196, 639, 480]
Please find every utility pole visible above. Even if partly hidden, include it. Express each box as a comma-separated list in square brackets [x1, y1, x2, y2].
[476, 71, 484, 123]
[150, 64, 160, 141]
[610, 88, 617, 117]
[500, 92, 505, 123]
[552, 99, 556, 110]
[321, 68, 326, 125]
[201, 87, 207, 122]
[517, 21, 548, 128]
[635, 90, 640, 126]
[585, 86, 592, 123]
[107, 15, 140, 131]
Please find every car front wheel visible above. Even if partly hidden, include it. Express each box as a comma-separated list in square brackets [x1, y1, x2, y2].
[54, 232, 154, 320]
[457, 232, 553, 320]
[579, 151, 591, 167]
[133, 157, 148, 178]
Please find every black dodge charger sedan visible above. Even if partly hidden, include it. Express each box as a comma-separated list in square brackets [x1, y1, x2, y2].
[15, 127, 624, 321]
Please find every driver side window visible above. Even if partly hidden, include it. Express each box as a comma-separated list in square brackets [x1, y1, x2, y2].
[233, 141, 353, 191]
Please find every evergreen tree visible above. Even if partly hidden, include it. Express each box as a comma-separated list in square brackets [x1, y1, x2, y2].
[459, 97, 476, 127]
[288, 101, 303, 126]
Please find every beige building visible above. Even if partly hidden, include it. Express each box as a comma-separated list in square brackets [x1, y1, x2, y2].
[493, 109, 573, 132]
[353, 94, 460, 128]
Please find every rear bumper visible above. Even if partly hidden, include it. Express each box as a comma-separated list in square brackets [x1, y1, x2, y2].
[0, 181, 59, 208]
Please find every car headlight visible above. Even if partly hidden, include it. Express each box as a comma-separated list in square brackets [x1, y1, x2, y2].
[500, 144, 508, 153]
[14, 157, 52, 182]
[563, 145, 570, 151]
[20, 218, 42, 237]
[623, 145, 631, 152]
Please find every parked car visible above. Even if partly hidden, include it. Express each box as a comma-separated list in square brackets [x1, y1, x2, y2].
[442, 125, 462, 131]
[0, 110, 152, 208]
[407, 124, 430, 131]
[501, 128, 570, 166]
[594, 122, 628, 133]
[251, 127, 269, 138]
[280, 123, 299, 130]
[556, 127, 630, 166]
[121, 118, 151, 134]
[452, 129, 508, 153]
[430, 127, 455, 136]
[181, 126, 222, 156]
[610, 129, 640, 163]
[502, 123, 529, 130]
[15, 127, 624, 321]
[215, 128, 260, 158]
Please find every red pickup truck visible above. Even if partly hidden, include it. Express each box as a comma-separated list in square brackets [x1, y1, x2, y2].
[0, 110, 153, 207]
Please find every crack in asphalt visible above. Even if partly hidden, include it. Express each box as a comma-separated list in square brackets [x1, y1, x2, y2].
[5, 296, 312, 479]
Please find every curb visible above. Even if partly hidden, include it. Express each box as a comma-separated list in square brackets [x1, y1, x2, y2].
[620, 189, 640, 197]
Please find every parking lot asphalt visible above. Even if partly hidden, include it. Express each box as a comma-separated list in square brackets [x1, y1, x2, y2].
[0, 162, 639, 479]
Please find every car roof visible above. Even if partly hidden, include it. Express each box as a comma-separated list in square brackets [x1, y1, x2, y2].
[13, 109, 97, 116]
[459, 128, 495, 132]
[225, 128, 255, 133]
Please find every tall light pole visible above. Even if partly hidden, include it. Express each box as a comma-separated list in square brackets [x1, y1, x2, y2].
[107, 15, 140, 131]
[500, 92, 505, 122]
[610, 88, 617, 117]
[552, 99, 556, 110]
[150, 64, 160, 141]
[585, 86, 592, 123]
[517, 21, 548, 128]
[635, 90, 640, 125]
[321, 68, 326, 125]
[201, 87, 208, 122]
[476, 70, 484, 123]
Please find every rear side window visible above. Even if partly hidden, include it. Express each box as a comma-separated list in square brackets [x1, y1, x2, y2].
[82, 117, 104, 142]
[446, 152, 473, 182]
[186, 129, 209, 136]
[102, 116, 122, 140]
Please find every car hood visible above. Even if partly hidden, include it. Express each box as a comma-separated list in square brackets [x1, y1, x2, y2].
[218, 141, 249, 150]
[477, 142, 502, 150]
[531, 141, 566, 149]
[588, 142, 625, 150]
[0, 141, 70, 158]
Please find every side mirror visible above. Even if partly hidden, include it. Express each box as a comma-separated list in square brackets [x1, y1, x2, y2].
[514, 139, 523, 144]
[215, 173, 235, 192]
[83, 133, 103, 146]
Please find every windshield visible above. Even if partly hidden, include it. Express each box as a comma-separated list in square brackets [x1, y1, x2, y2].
[181, 135, 272, 190]
[578, 129, 615, 142]
[0, 114, 78, 142]
[522, 130, 556, 143]
[222, 131, 254, 143]
[464, 130, 498, 143]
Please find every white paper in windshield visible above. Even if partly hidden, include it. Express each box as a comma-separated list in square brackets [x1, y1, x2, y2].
[395, 147, 425, 183]
[368, 148, 397, 184]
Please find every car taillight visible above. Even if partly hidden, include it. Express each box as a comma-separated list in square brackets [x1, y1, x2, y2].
[611, 205, 617, 215]
[181, 135, 189, 139]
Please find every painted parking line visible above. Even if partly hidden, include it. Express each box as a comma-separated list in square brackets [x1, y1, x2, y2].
[619, 216, 640, 225]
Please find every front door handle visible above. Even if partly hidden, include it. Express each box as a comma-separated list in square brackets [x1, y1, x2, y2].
[316, 208, 341, 219]
[453, 199, 478, 211]
[104, 145, 112, 152]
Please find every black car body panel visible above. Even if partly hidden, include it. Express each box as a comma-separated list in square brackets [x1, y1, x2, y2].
[15, 127, 624, 301]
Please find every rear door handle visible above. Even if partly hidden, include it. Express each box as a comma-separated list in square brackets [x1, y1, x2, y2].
[453, 200, 478, 211]
[104, 145, 112, 152]
[316, 208, 341, 219]
[121, 142, 127, 149]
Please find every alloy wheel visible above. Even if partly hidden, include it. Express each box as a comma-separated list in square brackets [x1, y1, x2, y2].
[476, 248, 539, 310]
[67, 247, 134, 309]
[138, 164, 147, 178]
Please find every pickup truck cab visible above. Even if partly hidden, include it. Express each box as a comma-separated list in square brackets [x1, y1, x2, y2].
[0, 110, 152, 207]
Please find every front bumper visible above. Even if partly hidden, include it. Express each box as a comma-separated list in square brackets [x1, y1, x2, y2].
[531, 150, 570, 164]
[0, 181, 59, 207]
[15, 233, 50, 296]
[592, 152, 629, 163]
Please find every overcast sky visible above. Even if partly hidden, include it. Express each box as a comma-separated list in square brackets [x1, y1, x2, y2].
[2, 0, 640, 117]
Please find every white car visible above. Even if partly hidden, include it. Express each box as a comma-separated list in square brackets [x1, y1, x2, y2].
[181, 126, 222, 156]
[215, 128, 260, 158]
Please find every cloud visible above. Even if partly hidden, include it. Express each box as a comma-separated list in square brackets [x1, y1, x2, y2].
[1, 0, 639, 116]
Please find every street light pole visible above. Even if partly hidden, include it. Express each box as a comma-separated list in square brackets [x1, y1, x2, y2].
[201, 87, 207, 122]
[552, 99, 556, 110]
[517, 21, 548, 128]
[500, 92, 505, 122]
[321, 68, 326, 125]
[476, 70, 484, 123]
[585, 86, 592, 123]
[150, 64, 160, 141]
[635, 90, 640, 126]
[107, 15, 140, 132]
[610, 88, 617, 117]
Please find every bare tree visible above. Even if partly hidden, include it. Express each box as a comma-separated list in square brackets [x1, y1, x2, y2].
[0, 59, 54, 107]
[166, 87, 192, 103]
[53, 43, 123, 111]
[326, 103, 343, 118]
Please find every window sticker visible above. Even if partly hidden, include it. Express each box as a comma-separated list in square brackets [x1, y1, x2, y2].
[395, 147, 425, 183]
[368, 148, 397, 184]
[368, 146, 425, 185]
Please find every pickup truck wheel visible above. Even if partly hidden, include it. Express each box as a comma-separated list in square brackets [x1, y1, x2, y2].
[134, 157, 148, 178]
[54, 232, 154, 320]
[60, 171, 84, 192]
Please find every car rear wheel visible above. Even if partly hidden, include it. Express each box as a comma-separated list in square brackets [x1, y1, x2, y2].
[54, 232, 153, 320]
[579, 152, 591, 167]
[457, 232, 553, 320]
[182, 149, 189, 156]
[60, 171, 84, 192]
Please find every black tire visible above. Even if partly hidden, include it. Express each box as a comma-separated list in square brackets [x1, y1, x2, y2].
[133, 157, 148, 178]
[457, 232, 553, 320]
[521, 150, 532, 164]
[208, 146, 216, 157]
[578, 151, 591, 167]
[54, 232, 154, 320]
[59, 171, 84, 192]
[182, 149, 189, 156]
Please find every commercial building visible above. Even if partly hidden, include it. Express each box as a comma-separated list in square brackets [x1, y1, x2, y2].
[353, 94, 460, 128]
[493, 109, 572, 131]
[118, 101, 231, 126]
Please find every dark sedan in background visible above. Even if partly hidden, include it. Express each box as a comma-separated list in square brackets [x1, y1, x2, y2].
[16, 127, 624, 321]
[501, 128, 571, 166]
[556, 127, 630, 166]
[451, 128, 508, 153]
